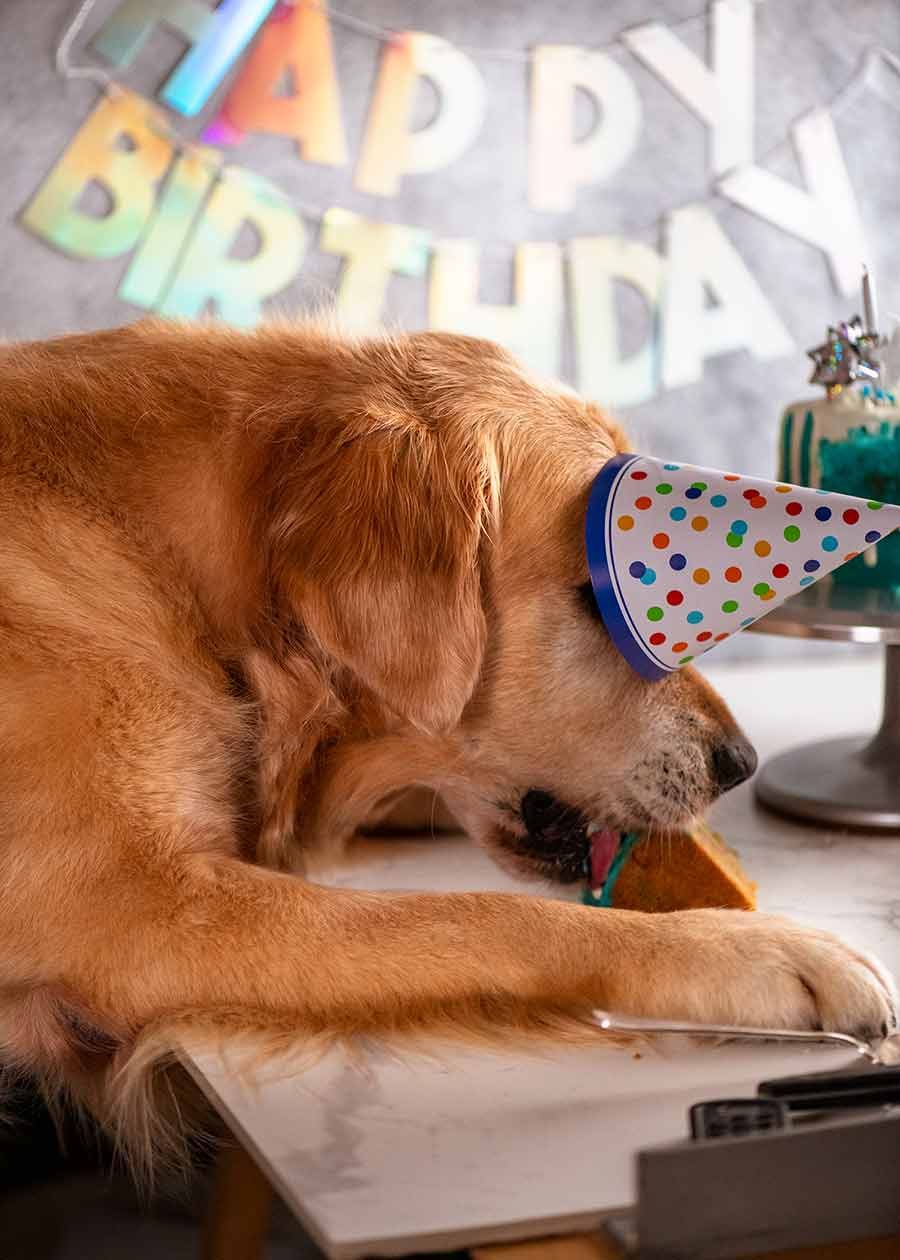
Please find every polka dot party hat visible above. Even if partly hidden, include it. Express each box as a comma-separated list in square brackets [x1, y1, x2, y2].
[585, 453, 900, 681]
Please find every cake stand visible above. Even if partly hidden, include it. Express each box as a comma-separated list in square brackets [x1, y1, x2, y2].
[748, 582, 900, 830]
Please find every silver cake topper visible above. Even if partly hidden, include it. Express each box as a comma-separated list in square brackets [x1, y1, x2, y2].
[808, 266, 884, 400]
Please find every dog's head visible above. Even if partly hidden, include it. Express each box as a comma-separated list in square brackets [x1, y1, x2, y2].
[274, 331, 756, 881]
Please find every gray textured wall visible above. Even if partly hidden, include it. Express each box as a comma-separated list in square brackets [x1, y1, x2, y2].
[0, 0, 897, 665]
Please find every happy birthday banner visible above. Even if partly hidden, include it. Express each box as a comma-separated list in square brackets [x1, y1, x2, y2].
[20, 0, 891, 406]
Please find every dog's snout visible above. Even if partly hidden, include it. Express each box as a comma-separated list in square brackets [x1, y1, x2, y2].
[712, 737, 758, 792]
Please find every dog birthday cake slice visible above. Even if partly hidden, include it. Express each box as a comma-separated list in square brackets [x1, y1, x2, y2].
[777, 268, 900, 591]
[586, 823, 757, 912]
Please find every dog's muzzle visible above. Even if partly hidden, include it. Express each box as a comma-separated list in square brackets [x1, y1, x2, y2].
[515, 790, 596, 883]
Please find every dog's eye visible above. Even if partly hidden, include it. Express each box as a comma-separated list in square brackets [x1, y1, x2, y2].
[576, 581, 605, 625]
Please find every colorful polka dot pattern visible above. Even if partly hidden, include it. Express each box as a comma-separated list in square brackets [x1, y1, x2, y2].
[588, 454, 900, 679]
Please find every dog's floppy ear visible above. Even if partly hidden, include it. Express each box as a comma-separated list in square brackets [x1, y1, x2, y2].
[272, 406, 497, 733]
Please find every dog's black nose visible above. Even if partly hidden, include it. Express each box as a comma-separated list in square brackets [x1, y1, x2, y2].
[712, 737, 758, 792]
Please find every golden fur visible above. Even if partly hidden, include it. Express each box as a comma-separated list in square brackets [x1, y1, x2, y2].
[0, 320, 894, 1178]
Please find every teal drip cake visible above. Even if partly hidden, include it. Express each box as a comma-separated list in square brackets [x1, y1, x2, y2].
[820, 425, 900, 588]
[778, 322, 900, 591]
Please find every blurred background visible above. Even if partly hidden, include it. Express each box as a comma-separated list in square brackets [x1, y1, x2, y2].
[3, 1, 900, 473]
[0, 0, 898, 1253]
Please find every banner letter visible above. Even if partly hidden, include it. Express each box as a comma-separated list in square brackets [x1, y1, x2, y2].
[570, 237, 664, 408]
[529, 46, 641, 213]
[661, 204, 793, 390]
[203, 0, 347, 165]
[429, 240, 563, 378]
[320, 209, 430, 334]
[21, 90, 172, 259]
[622, 0, 754, 176]
[119, 145, 220, 309]
[356, 33, 485, 197]
[718, 108, 868, 296]
[94, 0, 278, 115]
[157, 166, 307, 325]
[92, 0, 214, 68]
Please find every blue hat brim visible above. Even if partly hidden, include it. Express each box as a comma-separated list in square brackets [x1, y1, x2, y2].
[585, 453, 671, 682]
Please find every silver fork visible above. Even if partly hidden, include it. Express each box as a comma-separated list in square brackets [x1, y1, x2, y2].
[590, 1009, 900, 1065]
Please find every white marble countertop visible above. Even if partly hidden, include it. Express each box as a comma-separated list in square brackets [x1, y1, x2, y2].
[179, 652, 900, 1258]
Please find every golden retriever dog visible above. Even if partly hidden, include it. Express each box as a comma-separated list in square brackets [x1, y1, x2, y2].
[0, 319, 895, 1172]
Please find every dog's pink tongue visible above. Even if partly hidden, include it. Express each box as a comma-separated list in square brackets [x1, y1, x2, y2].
[590, 830, 620, 889]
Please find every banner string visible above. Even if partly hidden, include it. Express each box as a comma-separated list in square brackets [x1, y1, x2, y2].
[56, 0, 115, 88]
[52, 0, 900, 258]
[57, 0, 726, 77]
[306, 1, 717, 61]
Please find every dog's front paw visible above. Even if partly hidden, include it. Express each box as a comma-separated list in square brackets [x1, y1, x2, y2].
[619, 910, 897, 1041]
